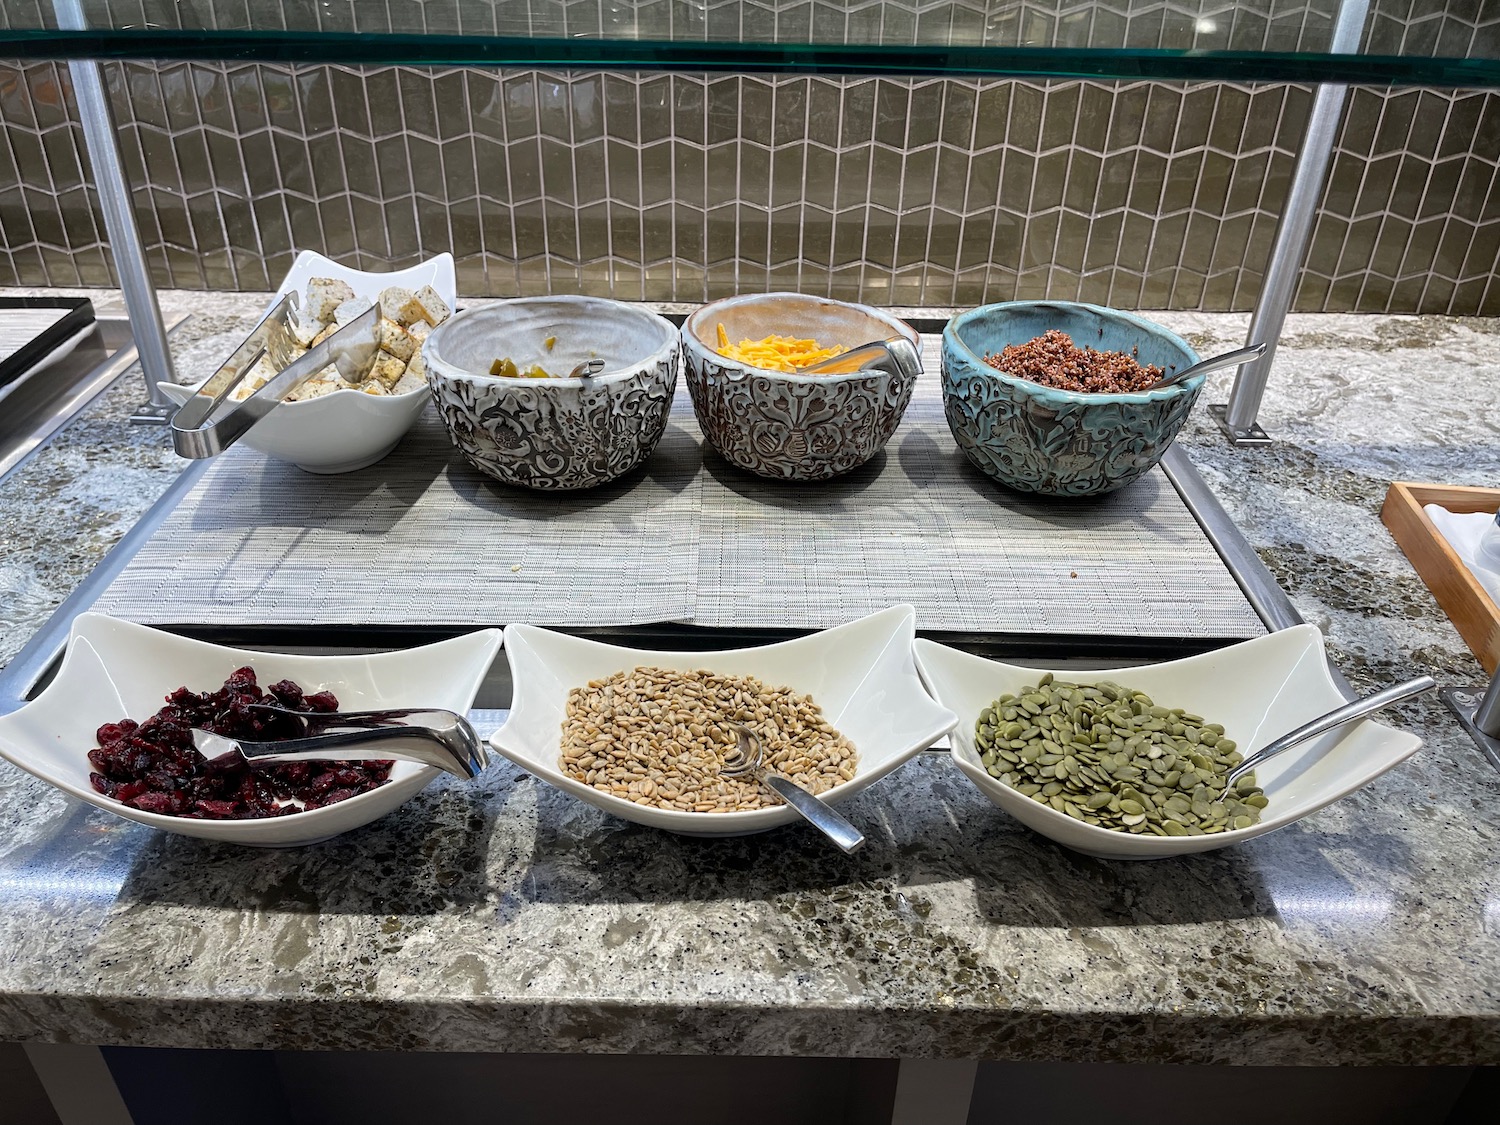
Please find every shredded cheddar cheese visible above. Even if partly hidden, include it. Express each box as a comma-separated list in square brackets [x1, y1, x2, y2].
[714, 322, 848, 372]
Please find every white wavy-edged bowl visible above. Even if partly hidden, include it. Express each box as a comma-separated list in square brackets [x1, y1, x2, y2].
[158, 251, 456, 474]
[0, 614, 501, 847]
[492, 605, 957, 835]
[913, 625, 1423, 860]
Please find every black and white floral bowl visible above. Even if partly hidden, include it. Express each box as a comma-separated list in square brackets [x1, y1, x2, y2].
[681, 293, 921, 482]
[423, 297, 679, 490]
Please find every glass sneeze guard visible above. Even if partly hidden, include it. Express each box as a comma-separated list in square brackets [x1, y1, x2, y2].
[0, 1, 1497, 87]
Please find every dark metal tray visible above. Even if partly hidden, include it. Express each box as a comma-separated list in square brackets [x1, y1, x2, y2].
[0, 297, 95, 390]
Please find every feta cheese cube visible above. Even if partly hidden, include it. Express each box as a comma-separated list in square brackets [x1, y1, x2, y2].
[333, 296, 374, 326]
[288, 308, 322, 347]
[305, 277, 355, 324]
[378, 286, 423, 325]
[411, 285, 451, 326]
[369, 351, 408, 389]
[376, 317, 417, 361]
[391, 369, 426, 395]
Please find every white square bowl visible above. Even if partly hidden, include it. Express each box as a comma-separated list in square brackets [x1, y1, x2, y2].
[0, 614, 502, 847]
[157, 250, 457, 474]
[493, 605, 957, 835]
[913, 625, 1423, 860]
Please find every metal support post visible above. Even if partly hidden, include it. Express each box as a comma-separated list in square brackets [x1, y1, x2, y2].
[1443, 662, 1500, 775]
[53, 0, 177, 423]
[1214, 0, 1370, 446]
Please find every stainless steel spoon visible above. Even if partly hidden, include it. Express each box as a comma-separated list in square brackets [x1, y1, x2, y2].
[1223, 675, 1436, 789]
[797, 337, 922, 379]
[1146, 342, 1266, 391]
[720, 723, 865, 854]
[191, 705, 487, 780]
[568, 358, 605, 378]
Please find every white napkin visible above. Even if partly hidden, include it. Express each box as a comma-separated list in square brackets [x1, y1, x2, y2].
[1423, 504, 1500, 606]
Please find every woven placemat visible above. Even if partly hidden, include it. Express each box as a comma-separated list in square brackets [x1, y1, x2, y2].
[96, 339, 1263, 638]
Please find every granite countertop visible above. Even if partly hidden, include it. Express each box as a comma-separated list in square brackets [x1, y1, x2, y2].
[1, 290, 1498, 1065]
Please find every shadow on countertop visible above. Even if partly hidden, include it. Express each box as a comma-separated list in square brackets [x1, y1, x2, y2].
[86, 756, 1393, 934]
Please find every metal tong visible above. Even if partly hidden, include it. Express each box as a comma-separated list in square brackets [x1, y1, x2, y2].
[168, 293, 381, 459]
[191, 704, 488, 780]
[798, 336, 923, 379]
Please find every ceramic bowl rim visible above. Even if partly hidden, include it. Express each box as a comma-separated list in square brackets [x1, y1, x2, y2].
[425, 296, 679, 390]
[683, 291, 920, 387]
[944, 300, 1204, 407]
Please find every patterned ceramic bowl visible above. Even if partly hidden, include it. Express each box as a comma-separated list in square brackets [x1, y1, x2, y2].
[941, 301, 1202, 497]
[681, 293, 921, 481]
[424, 297, 679, 491]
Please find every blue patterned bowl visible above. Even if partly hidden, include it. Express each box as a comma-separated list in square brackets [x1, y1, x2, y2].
[940, 301, 1202, 497]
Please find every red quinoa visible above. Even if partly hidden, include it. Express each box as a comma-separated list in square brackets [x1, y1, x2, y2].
[984, 329, 1164, 393]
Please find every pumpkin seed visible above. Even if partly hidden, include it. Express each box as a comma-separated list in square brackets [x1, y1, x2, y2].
[975, 679, 1264, 836]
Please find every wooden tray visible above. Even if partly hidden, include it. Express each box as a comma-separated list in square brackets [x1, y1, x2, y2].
[1381, 481, 1500, 674]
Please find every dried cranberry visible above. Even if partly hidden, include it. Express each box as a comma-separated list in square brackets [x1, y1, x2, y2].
[127, 791, 178, 814]
[268, 679, 304, 707]
[83, 671, 389, 820]
[303, 690, 339, 713]
[225, 666, 259, 689]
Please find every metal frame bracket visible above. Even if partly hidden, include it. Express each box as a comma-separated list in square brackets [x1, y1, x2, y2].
[1209, 404, 1274, 446]
[1442, 687, 1500, 773]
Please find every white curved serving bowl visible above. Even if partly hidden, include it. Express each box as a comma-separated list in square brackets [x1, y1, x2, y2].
[158, 251, 456, 474]
[913, 625, 1423, 860]
[0, 614, 502, 847]
[423, 296, 680, 490]
[492, 605, 957, 835]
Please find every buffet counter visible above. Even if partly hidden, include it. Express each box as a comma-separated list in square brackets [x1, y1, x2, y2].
[1, 291, 1498, 1079]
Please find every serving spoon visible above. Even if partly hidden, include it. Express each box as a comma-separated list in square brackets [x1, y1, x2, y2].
[720, 723, 865, 854]
[1144, 342, 1265, 391]
[797, 337, 922, 379]
[1222, 675, 1436, 789]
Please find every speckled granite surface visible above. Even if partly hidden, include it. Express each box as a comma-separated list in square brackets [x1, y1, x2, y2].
[1, 292, 1498, 1064]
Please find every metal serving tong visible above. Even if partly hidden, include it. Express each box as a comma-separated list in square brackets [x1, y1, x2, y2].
[798, 336, 923, 379]
[190, 704, 488, 780]
[169, 293, 381, 459]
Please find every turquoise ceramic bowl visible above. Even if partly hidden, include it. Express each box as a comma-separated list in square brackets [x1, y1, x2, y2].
[941, 302, 1202, 497]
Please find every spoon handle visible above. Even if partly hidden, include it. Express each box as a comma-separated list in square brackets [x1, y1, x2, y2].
[761, 773, 866, 854]
[1224, 676, 1436, 787]
[1152, 343, 1266, 390]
